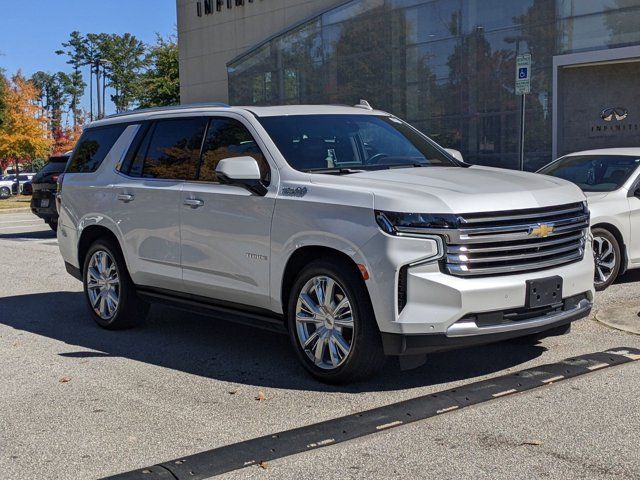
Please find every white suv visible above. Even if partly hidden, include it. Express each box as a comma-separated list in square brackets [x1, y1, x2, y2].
[57, 103, 595, 383]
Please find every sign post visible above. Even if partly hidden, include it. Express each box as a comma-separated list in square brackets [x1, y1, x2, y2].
[516, 53, 532, 171]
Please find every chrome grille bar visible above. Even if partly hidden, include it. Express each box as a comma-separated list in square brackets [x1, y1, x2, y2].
[441, 203, 589, 277]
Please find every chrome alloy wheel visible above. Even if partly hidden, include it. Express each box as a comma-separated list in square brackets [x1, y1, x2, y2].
[86, 250, 120, 320]
[295, 276, 355, 370]
[593, 235, 616, 286]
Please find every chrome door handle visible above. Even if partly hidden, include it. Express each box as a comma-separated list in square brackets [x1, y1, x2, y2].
[184, 198, 204, 208]
[117, 194, 135, 203]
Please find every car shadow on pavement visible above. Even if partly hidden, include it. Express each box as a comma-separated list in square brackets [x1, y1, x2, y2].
[616, 269, 640, 285]
[0, 230, 56, 240]
[0, 291, 546, 393]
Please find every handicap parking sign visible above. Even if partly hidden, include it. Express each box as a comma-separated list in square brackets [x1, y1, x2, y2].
[515, 54, 532, 95]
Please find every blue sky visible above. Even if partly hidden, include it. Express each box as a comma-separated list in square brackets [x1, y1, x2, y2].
[0, 0, 177, 116]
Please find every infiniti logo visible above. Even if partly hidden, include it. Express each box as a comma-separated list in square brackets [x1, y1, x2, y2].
[601, 107, 629, 122]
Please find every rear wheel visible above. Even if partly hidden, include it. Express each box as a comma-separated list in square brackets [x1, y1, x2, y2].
[592, 228, 621, 291]
[287, 259, 386, 383]
[82, 239, 148, 329]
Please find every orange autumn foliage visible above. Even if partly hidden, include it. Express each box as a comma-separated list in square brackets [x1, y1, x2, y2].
[0, 72, 53, 171]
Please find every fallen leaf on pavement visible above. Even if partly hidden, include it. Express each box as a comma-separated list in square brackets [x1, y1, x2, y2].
[228, 390, 237, 395]
[255, 391, 266, 401]
[522, 440, 542, 446]
[59, 377, 72, 383]
[259, 461, 269, 470]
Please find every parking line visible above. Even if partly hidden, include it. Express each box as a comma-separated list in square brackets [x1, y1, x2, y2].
[102, 348, 640, 480]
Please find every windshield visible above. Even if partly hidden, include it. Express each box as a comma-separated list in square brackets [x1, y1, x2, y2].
[539, 155, 640, 192]
[258, 114, 458, 173]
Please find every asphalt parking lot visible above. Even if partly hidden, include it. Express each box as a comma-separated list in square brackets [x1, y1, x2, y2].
[1, 211, 639, 480]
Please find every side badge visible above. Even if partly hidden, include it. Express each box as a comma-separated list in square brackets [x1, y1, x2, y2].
[281, 186, 308, 198]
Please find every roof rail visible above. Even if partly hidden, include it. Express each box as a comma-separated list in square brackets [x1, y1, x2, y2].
[354, 99, 373, 111]
[104, 102, 232, 120]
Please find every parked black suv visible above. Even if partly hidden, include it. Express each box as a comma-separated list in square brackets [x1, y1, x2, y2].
[30, 154, 69, 231]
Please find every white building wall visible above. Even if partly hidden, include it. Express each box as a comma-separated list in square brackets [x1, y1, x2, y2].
[177, 0, 343, 104]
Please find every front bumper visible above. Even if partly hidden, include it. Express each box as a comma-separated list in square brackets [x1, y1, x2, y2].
[359, 230, 595, 337]
[382, 294, 592, 355]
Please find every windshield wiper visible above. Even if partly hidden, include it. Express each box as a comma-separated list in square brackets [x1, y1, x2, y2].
[303, 168, 365, 175]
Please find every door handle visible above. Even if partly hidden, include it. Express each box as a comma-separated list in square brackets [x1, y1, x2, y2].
[184, 198, 204, 208]
[117, 194, 135, 203]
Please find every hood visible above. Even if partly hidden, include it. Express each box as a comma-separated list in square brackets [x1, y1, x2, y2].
[312, 165, 586, 214]
[584, 191, 610, 202]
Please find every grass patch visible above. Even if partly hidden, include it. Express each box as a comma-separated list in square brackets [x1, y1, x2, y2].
[0, 196, 32, 211]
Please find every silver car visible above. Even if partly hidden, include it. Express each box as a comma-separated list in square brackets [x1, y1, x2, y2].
[57, 103, 595, 383]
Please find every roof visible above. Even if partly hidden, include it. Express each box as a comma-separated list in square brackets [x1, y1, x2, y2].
[562, 148, 640, 157]
[88, 103, 389, 128]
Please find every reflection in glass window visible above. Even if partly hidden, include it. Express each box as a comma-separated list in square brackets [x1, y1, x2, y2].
[199, 118, 269, 183]
[259, 114, 456, 172]
[67, 125, 127, 173]
[142, 119, 207, 180]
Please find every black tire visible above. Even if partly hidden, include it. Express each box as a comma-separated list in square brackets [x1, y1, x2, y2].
[82, 238, 149, 330]
[47, 220, 58, 232]
[0, 186, 10, 199]
[508, 323, 572, 345]
[592, 227, 621, 291]
[287, 258, 386, 384]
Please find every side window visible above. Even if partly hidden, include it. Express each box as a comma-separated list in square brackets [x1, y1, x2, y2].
[140, 118, 207, 180]
[199, 118, 269, 183]
[66, 124, 127, 173]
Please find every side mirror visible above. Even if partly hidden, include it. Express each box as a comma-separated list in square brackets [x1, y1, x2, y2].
[445, 148, 464, 162]
[215, 156, 268, 196]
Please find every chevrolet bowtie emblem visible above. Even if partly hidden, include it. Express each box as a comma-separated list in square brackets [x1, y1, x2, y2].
[531, 224, 554, 238]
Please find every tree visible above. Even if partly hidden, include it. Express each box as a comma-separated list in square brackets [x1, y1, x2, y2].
[134, 35, 180, 108]
[99, 33, 147, 112]
[0, 73, 53, 173]
[31, 71, 70, 133]
[56, 31, 88, 128]
[0, 69, 7, 130]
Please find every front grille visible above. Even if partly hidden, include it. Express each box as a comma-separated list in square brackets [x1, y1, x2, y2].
[443, 203, 589, 277]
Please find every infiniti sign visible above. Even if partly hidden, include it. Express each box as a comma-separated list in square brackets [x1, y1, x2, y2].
[601, 107, 629, 122]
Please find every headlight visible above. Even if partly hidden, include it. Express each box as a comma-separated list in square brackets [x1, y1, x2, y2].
[375, 210, 459, 235]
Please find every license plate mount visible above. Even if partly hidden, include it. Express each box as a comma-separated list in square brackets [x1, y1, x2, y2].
[526, 276, 563, 308]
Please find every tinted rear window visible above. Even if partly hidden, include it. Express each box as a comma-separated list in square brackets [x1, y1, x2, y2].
[40, 157, 69, 175]
[67, 125, 127, 173]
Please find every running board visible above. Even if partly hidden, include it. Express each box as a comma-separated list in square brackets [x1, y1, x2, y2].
[137, 288, 286, 334]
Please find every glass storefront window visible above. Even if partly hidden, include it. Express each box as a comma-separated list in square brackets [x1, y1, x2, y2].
[227, 0, 640, 171]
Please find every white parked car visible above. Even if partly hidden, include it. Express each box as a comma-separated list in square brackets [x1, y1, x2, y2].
[0, 173, 35, 197]
[539, 149, 640, 290]
[57, 103, 595, 383]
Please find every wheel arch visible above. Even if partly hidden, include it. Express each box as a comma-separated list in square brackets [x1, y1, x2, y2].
[592, 222, 628, 274]
[77, 225, 125, 276]
[280, 245, 369, 325]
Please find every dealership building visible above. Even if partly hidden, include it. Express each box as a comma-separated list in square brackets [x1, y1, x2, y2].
[177, 0, 640, 170]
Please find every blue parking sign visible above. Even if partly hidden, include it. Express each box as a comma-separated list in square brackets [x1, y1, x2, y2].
[519, 67, 529, 79]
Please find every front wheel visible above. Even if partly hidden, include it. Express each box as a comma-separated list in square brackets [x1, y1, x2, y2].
[0, 186, 10, 199]
[287, 259, 386, 384]
[592, 228, 621, 291]
[83, 239, 149, 329]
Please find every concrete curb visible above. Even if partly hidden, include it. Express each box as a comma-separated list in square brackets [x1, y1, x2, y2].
[595, 307, 640, 335]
